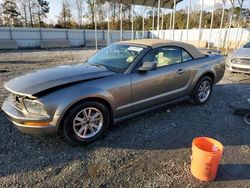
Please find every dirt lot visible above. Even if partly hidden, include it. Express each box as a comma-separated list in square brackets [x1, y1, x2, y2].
[0, 49, 250, 187]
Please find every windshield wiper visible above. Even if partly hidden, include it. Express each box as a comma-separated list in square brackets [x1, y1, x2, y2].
[90, 63, 119, 73]
[90, 63, 106, 68]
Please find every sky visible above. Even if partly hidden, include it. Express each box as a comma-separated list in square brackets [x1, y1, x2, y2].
[46, 0, 250, 24]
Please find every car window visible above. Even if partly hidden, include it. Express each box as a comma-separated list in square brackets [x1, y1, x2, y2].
[155, 47, 182, 67]
[140, 47, 190, 69]
[182, 49, 193, 62]
[140, 50, 157, 64]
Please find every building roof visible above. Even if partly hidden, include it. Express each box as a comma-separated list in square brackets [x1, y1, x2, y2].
[117, 39, 205, 59]
[106, 0, 182, 9]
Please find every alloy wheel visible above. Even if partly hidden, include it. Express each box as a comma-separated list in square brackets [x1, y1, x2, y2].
[197, 80, 211, 103]
[73, 107, 104, 139]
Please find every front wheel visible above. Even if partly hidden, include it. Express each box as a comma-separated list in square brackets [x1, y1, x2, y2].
[191, 76, 213, 105]
[62, 101, 110, 145]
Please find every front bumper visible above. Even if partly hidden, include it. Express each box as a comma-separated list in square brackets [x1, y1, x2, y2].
[226, 60, 250, 74]
[1, 97, 59, 135]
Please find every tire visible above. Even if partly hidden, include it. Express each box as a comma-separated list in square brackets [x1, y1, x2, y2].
[62, 100, 110, 145]
[191, 76, 213, 105]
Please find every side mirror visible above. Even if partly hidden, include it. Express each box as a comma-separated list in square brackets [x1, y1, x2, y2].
[138, 61, 157, 72]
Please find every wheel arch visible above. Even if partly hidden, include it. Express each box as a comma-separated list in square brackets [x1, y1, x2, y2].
[199, 71, 215, 84]
[189, 71, 214, 104]
[57, 97, 113, 132]
[190, 71, 215, 96]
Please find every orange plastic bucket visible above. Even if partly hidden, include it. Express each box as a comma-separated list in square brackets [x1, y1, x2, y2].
[191, 137, 223, 181]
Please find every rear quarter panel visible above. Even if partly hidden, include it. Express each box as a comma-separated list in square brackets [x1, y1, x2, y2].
[186, 55, 225, 95]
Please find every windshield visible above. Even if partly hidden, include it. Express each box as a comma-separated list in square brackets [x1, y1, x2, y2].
[87, 44, 145, 73]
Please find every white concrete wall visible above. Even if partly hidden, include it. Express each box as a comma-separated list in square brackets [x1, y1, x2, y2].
[151, 28, 250, 48]
[0, 27, 149, 49]
[0, 27, 249, 49]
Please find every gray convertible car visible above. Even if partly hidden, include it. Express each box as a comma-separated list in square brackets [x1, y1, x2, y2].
[2, 39, 225, 145]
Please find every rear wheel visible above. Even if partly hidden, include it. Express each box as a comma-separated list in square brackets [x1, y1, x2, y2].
[191, 76, 213, 105]
[62, 101, 110, 145]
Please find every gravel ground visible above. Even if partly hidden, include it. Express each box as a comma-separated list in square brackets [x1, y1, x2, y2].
[0, 49, 250, 187]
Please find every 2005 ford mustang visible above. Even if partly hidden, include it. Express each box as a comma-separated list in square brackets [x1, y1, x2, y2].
[2, 39, 225, 145]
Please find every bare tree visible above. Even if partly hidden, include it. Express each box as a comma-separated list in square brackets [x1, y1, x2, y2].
[75, 0, 84, 28]
[57, 0, 74, 29]
[0, 3, 3, 26]
[18, 0, 29, 27]
[86, 0, 95, 28]
[28, 0, 34, 27]
[86, 0, 106, 29]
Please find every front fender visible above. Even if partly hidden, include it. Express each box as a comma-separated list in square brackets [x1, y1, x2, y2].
[39, 84, 116, 129]
[54, 86, 116, 116]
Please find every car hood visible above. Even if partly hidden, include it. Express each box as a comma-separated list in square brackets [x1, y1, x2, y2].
[4, 64, 116, 97]
[231, 48, 250, 58]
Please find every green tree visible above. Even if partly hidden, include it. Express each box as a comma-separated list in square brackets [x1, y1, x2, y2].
[37, 0, 50, 28]
[175, 10, 186, 29]
[2, 0, 21, 26]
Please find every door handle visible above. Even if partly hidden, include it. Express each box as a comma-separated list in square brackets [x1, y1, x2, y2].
[177, 69, 185, 74]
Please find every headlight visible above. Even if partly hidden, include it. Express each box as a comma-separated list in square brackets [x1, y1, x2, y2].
[23, 99, 47, 116]
[231, 58, 240, 64]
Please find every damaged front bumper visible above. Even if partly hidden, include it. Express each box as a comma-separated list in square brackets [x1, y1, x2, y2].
[1, 97, 59, 135]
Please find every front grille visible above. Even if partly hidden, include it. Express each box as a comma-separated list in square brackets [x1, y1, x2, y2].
[11, 94, 24, 111]
[231, 58, 250, 65]
[232, 66, 250, 73]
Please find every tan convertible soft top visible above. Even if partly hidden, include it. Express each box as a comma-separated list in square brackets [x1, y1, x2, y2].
[117, 39, 205, 59]
[107, 0, 182, 8]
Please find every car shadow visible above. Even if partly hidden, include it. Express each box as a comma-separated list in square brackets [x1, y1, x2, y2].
[0, 83, 250, 181]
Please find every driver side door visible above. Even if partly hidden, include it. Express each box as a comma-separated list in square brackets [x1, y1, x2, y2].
[130, 46, 192, 112]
